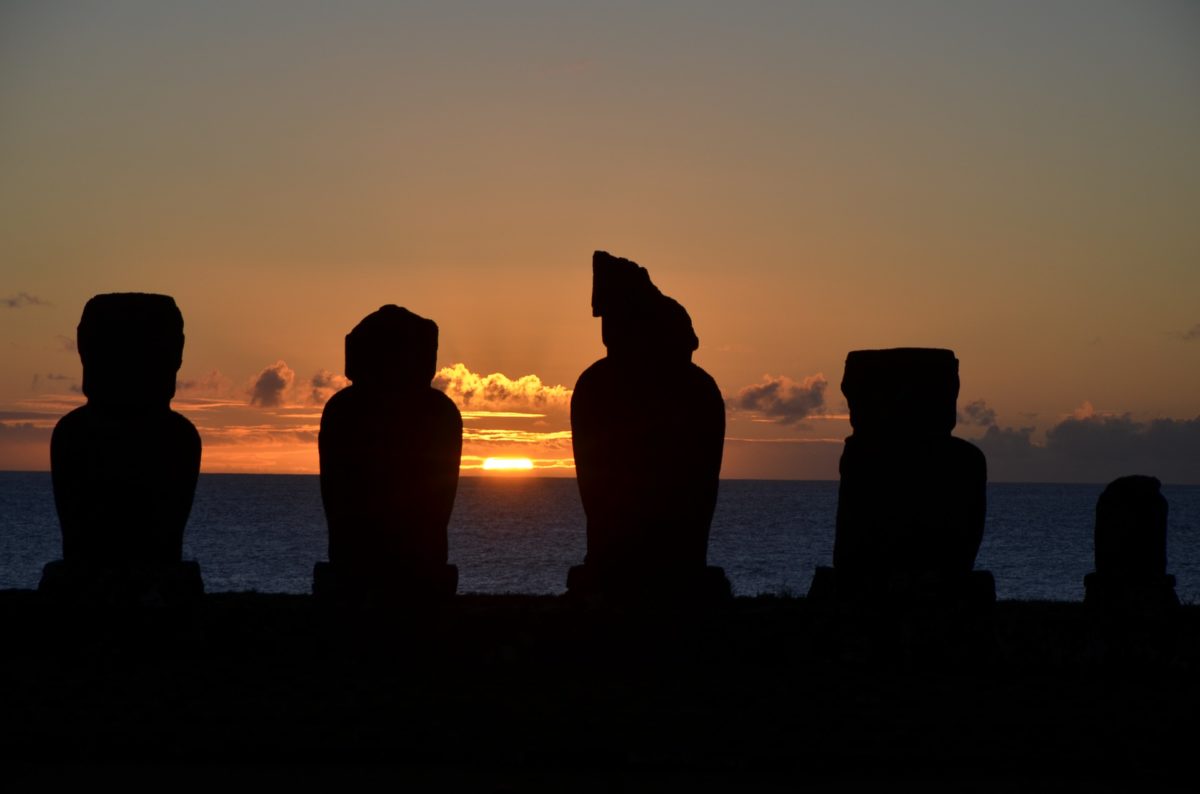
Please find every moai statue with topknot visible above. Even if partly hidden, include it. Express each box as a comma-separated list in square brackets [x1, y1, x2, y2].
[316, 305, 462, 603]
[810, 348, 993, 606]
[44, 293, 203, 602]
[567, 251, 729, 602]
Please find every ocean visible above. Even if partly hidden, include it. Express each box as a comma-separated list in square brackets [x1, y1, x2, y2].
[1, 472, 1197, 602]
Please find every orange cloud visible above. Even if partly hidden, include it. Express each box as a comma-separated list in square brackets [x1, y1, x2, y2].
[434, 363, 571, 412]
[308, 369, 349, 405]
[462, 428, 573, 446]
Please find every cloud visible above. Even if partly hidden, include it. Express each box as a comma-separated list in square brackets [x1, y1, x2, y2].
[977, 423, 1039, 460]
[0, 421, 52, 441]
[200, 425, 319, 445]
[975, 412, 1200, 483]
[31, 372, 79, 395]
[177, 369, 235, 398]
[1072, 400, 1096, 420]
[960, 399, 997, 428]
[730, 373, 827, 425]
[434, 363, 571, 412]
[1176, 323, 1200, 342]
[2, 293, 48, 309]
[462, 428, 573, 447]
[57, 335, 77, 352]
[0, 411, 53, 421]
[249, 360, 295, 408]
[308, 369, 349, 405]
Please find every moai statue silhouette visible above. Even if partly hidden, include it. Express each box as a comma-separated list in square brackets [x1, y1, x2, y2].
[45, 293, 203, 602]
[811, 348, 992, 608]
[316, 305, 462, 603]
[568, 251, 729, 603]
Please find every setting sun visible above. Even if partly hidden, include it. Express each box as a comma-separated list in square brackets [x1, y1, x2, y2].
[482, 457, 535, 472]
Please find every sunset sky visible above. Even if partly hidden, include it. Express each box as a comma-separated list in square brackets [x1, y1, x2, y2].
[2, 1, 1198, 482]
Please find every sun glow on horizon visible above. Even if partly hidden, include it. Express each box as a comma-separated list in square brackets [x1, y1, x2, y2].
[481, 457, 535, 472]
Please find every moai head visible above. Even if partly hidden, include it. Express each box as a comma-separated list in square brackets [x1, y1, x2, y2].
[77, 293, 185, 410]
[344, 305, 439, 391]
[592, 251, 699, 364]
[841, 348, 960, 436]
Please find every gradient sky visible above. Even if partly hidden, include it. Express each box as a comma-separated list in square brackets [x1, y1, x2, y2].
[2, 1, 1198, 481]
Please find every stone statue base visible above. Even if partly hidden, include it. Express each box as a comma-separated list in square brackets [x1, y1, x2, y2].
[38, 559, 204, 607]
[565, 563, 731, 605]
[1083, 572, 1180, 614]
[807, 566, 996, 609]
[312, 561, 458, 606]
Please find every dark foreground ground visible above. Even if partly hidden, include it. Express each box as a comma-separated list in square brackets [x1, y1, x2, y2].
[1, 590, 1197, 788]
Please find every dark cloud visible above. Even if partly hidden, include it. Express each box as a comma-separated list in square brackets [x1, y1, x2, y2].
[1178, 323, 1200, 342]
[960, 399, 997, 428]
[249, 360, 295, 408]
[731, 374, 827, 425]
[27, 373, 72, 391]
[977, 424, 1039, 461]
[309, 369, 349, 405]
[2, 292, 48, 309]
[976, 413, 1200, 484]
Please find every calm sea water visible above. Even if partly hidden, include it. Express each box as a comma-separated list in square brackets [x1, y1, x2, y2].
[1, 472, 1197, 602]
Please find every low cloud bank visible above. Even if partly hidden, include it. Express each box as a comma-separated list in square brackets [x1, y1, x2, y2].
[966, 400, 1200, 483]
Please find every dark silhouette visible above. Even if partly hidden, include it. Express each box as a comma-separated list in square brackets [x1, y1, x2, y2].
[316, 305, 461, 603]
[44, 293, 203, 602]
[1084, 475, 1178, 612]
[567, 251, 729, 601]
[810, 348, 992, 605]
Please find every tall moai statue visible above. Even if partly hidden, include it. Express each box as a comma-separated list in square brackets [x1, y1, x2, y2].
[1084, 475, 1179, 612]
[316, 305, 462, 602]
[567, 251, 729, 601]
[812, 348, 992, 604]
[45, 293, 203, 600]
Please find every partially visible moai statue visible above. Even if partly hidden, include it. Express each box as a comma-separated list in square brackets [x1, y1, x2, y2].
[44, 293, 203, 601]
[567, 251, 729, 601]
[316, 305, 462, 602]
[811, 348, 992, 604]
[1084, 475, 1178, 611]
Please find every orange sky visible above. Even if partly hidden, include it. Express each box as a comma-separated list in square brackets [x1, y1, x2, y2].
[2, 2, 1198, 482]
